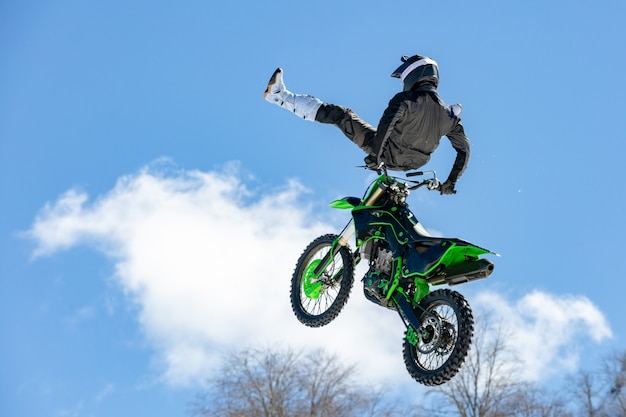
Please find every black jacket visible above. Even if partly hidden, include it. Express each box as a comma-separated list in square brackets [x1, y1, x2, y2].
[372, 85, 470, 183]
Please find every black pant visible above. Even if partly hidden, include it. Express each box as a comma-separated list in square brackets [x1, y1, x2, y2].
[315, 104, 377, 157]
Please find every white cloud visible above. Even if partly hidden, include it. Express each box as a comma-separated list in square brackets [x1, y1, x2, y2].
[26, 161, 612, 387]
[473, 290, 613, 381]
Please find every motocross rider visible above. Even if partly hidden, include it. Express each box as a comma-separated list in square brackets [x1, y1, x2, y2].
[263, 55, 470, 195]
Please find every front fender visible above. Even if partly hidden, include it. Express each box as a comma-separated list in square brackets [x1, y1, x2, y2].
[330, 197, 361, 210]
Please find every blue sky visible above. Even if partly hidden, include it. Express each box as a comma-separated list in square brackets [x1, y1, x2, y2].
[2, 1, 625, 416]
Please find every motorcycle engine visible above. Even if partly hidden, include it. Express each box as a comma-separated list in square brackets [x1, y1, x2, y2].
[363, 245, 394, 307]
[372, 246, 393, 275]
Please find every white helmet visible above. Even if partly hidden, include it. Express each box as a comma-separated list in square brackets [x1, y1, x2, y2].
[391, 55, 439, 91]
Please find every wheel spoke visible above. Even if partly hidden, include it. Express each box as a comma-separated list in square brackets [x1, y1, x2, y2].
[298, 247, 344, 315]
[414, 304, 458, 369]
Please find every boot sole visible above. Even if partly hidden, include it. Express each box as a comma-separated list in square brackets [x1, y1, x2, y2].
[263, 68, 282, 99]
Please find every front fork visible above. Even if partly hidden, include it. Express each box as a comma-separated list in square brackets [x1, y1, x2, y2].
[312, 220, 355, 277]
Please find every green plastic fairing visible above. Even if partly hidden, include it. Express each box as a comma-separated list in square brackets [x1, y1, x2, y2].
[413, 277, 430, 303]
[330, 199, 356, 210]
[440, 244, 492, 268]
[303, 260, 322, 299]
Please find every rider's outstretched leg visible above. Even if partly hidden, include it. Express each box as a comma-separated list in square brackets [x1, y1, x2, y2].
[263, 68, 377, 155]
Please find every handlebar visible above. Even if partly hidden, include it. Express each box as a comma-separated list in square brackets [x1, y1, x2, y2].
[407, 172, 441, 191]
[359, 163, 453, 194]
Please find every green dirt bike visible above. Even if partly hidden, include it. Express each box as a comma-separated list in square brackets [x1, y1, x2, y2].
[290, 166, 497, 386]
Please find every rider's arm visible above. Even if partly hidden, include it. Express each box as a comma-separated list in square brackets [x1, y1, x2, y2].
[445, 121, 470, 185]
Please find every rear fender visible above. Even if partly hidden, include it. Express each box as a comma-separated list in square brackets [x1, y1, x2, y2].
[417, 239, 498, 285]
[406, 238, 497, 278]
[439, 240, 496, 265]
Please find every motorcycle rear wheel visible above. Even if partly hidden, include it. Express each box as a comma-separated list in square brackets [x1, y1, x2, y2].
[402, 289, 474, 386]
[290, 234, 354, 328]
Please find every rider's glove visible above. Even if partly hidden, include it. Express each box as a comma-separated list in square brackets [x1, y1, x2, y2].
[364, 155, 378, 169]
[440, 180, 457, 195]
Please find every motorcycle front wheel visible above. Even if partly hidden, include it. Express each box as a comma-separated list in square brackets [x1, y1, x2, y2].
[290, 234, 354, 328]
[402, 289, 474, 386]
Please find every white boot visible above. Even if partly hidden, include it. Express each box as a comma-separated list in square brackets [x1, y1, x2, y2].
[263, 68, 323, 121]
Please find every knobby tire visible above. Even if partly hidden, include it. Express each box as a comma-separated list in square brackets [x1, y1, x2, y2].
[402, 289, 474, 386]
[290, 234, 354, 328]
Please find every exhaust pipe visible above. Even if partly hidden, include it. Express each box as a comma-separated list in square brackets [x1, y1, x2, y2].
[427, 258, 494, 286]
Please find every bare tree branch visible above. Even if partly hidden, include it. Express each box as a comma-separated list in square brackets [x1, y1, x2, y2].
[427, 313, 569, 417]
[189, 346, 413, 417]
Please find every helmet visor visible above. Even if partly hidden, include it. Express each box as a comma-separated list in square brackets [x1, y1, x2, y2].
[390, 55, 437, 80]
[391, 56, 417, 78]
